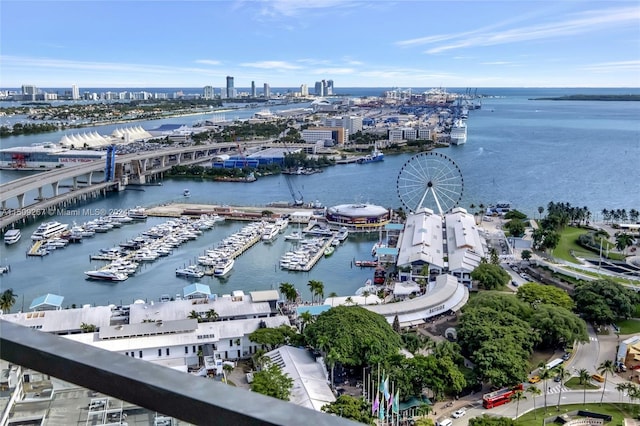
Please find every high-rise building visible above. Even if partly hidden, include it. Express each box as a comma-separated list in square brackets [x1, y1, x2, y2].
[300, 84, 308, 96]
[326, 80, 334, 96]
[226, 76, 235, 99]
[263, 83, 270, 99]
[314, 81, 324, 97]
[21, 85, 37, 101]
[71, 84, 80, 100]
[203, 86, 214, 99]
[251, 81, 256, 98]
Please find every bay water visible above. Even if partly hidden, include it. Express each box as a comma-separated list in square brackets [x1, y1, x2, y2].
[0, 88, 638, 310]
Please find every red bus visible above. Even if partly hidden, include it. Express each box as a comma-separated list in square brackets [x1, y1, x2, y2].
[482, 384, 524, 409]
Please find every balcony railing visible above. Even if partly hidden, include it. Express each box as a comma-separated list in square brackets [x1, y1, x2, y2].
[1, 319, 358, 425]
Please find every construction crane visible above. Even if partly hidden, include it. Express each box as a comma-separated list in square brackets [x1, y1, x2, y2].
[280, 133, 304, 206]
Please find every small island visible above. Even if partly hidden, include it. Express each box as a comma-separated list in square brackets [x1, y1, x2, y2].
[530, 94, 640, 101]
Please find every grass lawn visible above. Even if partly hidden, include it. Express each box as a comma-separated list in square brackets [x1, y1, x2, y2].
[616, 319, 640, 334]
[515, 403, 638, 426]
[553, 227, 592, 264]
[564, 377, 599, 390]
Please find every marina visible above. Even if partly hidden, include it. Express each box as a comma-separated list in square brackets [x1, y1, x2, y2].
[0, 90, 638, 309]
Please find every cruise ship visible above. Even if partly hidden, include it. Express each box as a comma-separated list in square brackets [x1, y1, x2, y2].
[31, 221, 69, 240]
[450, 119, 467, 145]
[0, 143, 105, 170]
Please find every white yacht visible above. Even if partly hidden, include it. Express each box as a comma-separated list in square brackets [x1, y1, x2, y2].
[127, 207, 148, 220]
[262, 224, 280, 242]
[31, 221, 68, 240]
[284, 231, 303, 241]
[183, 189, 191, 197]
[85, 269, 128, 282]
[176, 265, 205, 279]
[213, 258, 235, 277]
[450, 119, 467, 145]
[4, 229, 21, 245]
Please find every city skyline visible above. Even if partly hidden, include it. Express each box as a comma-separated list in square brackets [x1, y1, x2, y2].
[1, 1, 639, 88]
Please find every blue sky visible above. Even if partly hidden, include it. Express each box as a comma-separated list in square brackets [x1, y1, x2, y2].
[1, 0, 639, 88]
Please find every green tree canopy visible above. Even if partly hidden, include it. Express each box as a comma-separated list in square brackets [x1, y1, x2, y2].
[465, 292, 533, 319]
[573, 279, 640, 325]
[516, 282, 575, 310]
[321, 395, 374, 424]
[471, 263, 511, 290]
[469, 414, 516, 426]
[250, 362, 294, 401]
[248, 325, 303, 351]
[529, 304, 589, 349]
[305, 306, 402, 367]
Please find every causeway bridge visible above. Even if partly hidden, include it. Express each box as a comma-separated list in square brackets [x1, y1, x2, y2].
[0, 142, 252, 230]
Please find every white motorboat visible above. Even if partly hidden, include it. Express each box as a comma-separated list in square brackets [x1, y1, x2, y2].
[176, 265, 205, 279]
[127, 207, 148, 220]
[262, 224, 279, 242]
[213, 258, 235, 277]
[284, 231, 303, 241]
[183, 189, 191, 197]
[4, 229, 21, 245]
[31, 221, 68, 240]
[85, 269, 128, 281]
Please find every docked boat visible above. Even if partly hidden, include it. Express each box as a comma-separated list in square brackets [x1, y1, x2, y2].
[262, 224, 280, 242]
[213, 258, 235, 277]
[85, 269, 128, 282]
[176, 265, 205, 279]
[371, 241, 386, 256]
[357, 148, 384, 164]
[324, 246, 335, 257]
[127, 207, 148, 220]
[450, 119, 467, 145]
[336, 226, 349, 243]
[4, 229, 21, 245]
[31, 221, 68, 240]
[284, 231, 303, 241]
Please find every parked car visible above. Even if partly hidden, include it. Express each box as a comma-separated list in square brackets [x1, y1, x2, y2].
[452, 409, 466, 418]
[561, 352, 571, 361]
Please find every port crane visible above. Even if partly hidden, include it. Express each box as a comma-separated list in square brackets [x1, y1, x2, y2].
[280, 133, 304, 206]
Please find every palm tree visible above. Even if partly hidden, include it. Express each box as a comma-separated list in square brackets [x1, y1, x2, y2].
[279, 282, 297, 305]
[526, 386, 542, 419]
[362, 290, 371, 305]
[555, 366, 571, 411]
[538, 206, 544, 220]
[597, 360, 615, 404]
[538, 363, 553, 412]
[615, 382, 628, 402]
[188, 310, 201, 322]
[344, 296, 354, 306]
[0, 288, 17, 313]
[307, 280, 324, 304]
[578, 368, 591, 405]
[205, 309, 219, 322]
[298, 311, 313, 332]
[510, 390, 526, 420]
[222, 363, 234, 384]
[328, 292, 338, 307]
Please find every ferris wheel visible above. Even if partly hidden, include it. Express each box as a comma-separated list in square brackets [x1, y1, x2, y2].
[396, 152, 464, 215]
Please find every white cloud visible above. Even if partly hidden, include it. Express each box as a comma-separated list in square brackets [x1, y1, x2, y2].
[240, 60, 303, 70]
[195, 59, 222, 66]
[396, 6, 640, 55]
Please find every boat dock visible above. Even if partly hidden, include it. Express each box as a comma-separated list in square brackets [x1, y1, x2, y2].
[281, 235, 335, 272]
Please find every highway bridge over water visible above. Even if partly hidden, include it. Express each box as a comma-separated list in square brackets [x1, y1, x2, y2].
[0, 142, 254, 231]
